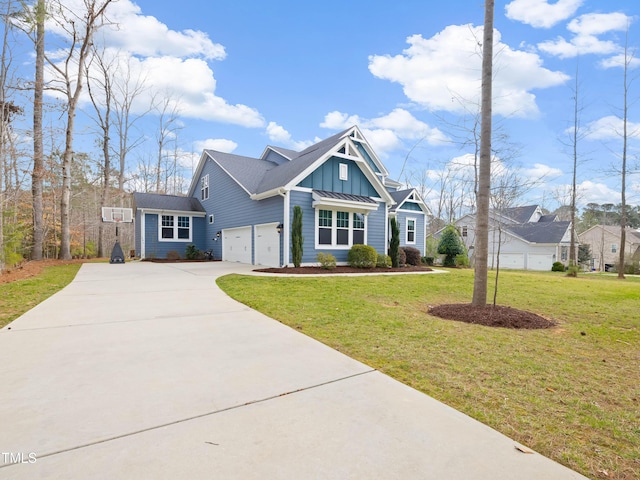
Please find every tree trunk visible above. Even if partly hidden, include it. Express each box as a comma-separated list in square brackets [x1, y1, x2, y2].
[618, 28, 631, 280]
[31, 0, 45, 261]
[471, 0, 494, 307]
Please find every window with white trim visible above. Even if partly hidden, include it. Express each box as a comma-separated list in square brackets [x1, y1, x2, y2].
[201, 174, 209, 201]
[611, 243, 617, 253]
[336, 211, 349, 245]
[318, 210, 332, 245]
[316, 209, 367, 248]
[160, 215, 192, 242]
[406, 218, 416, 244]
[353, 213, 365, 244]
[462, 226, 468, 237]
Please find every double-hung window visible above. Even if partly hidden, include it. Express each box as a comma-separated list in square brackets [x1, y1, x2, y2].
[160, 215, 192, 242]
[318, 210, 332, 245]
[406, 218, 416, 244]
[316, 209, 366, 248]
[201, 174, 209, 201]
[336, 211, 349, 245]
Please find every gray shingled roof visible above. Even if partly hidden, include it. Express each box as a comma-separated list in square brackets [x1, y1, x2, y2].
[133, 192, 205, 212]
[539, 214, 558, 222]
[388, 189, 413, 212]
[205, 150, 277, 193]
[500, 205, 538, 224]
[255, 128, 351, 195]
[314, 190, 377, 204]
[506, 221, 570, 243]
[266, 146, 298, 160]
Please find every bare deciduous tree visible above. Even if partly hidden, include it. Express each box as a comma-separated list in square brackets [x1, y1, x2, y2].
[45, 0, 113, 259]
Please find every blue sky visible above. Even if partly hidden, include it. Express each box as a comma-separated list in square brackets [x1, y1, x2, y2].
[29, 0, 640, 212]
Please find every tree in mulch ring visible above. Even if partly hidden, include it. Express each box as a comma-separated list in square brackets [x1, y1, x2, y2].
[428, 304, 557, 329]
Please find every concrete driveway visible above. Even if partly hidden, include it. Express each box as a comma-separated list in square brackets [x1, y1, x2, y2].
[0, 261, 587, 479]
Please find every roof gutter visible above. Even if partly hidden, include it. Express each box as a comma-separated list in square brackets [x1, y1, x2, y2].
[250, 187, 287, 201]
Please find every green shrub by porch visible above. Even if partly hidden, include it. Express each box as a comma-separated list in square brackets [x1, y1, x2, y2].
[348, 244, 377, 268]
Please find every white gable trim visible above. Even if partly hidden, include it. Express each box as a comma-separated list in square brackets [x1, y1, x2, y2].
[274, 136, 394, 205]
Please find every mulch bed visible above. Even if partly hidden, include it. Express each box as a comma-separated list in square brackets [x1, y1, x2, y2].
[254, 265, 434, 274]
[429, 303, 557, 329]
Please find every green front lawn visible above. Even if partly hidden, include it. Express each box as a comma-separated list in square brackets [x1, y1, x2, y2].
[0, 264, 82, 328]
[217, 270, 640, 480]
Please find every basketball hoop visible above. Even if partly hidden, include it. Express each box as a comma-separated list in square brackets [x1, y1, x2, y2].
[102, 207, 133, 264]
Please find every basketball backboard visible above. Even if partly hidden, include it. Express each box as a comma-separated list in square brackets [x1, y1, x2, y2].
[102, 207, 133, 223]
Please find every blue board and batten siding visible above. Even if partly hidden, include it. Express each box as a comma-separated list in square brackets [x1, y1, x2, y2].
[298, 157, 378, 197]
[196, 158, 284, 262]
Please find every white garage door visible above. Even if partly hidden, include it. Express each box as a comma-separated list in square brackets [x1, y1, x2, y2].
[498, 253, 524, 269]
[254, 223, 280, 267]
[223, 226, 252, 264]
[528, 253, 554, 271]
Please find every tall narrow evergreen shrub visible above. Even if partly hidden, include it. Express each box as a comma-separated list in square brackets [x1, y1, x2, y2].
[389, 217, 400, 268]
[291, 206, 303, 267]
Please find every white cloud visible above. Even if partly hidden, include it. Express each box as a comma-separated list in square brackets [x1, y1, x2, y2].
[505, 0, 584, 29]
[368, 26, 568, 118]
[100, 1, 226, 60]
[538, 13, 632, 59]
[524, 163, 563, 179]
[577, 180, 620, 205]
[585, 116, 640, 141]
[265, 122, 314, 151]
[320, 108, 449, 158]
[193, 138, 238, 153]
[600, 54, 640, 70]
[43, 0, 264, 129]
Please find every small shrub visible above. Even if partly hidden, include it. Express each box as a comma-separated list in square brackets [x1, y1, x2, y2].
[565, 260, 579, 277]
[455, 253, 470, 267]
[167, 250, 181, 260]
[389, 218, 400, 267]
[422, 256, 434, 266]
[376, 253, 391, 268]
[185, 244, 199, 260]
[551, 261, 565, 272]
[348, 244, 378, 268]
[317, 252, 336, 270]
[398, 247, 406, 266]
[438, 225, 465, 267]
[403, 246, 421, 266]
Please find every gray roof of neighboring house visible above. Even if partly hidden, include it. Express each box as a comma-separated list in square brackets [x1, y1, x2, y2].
[539, 214, 558, 222]
[506, 221, 570, 243]
[133, 192, 205, 212]
[314, 189, 377, 204]
[500, 205, 538, 224]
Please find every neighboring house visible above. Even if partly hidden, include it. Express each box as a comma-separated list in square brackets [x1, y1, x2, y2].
[578, 225, 640, 271]
[133, 126, 429, 266]
[452, 205, 574, 271]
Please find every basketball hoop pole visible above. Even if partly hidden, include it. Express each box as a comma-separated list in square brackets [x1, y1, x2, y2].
[101, 206, 131, 264]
